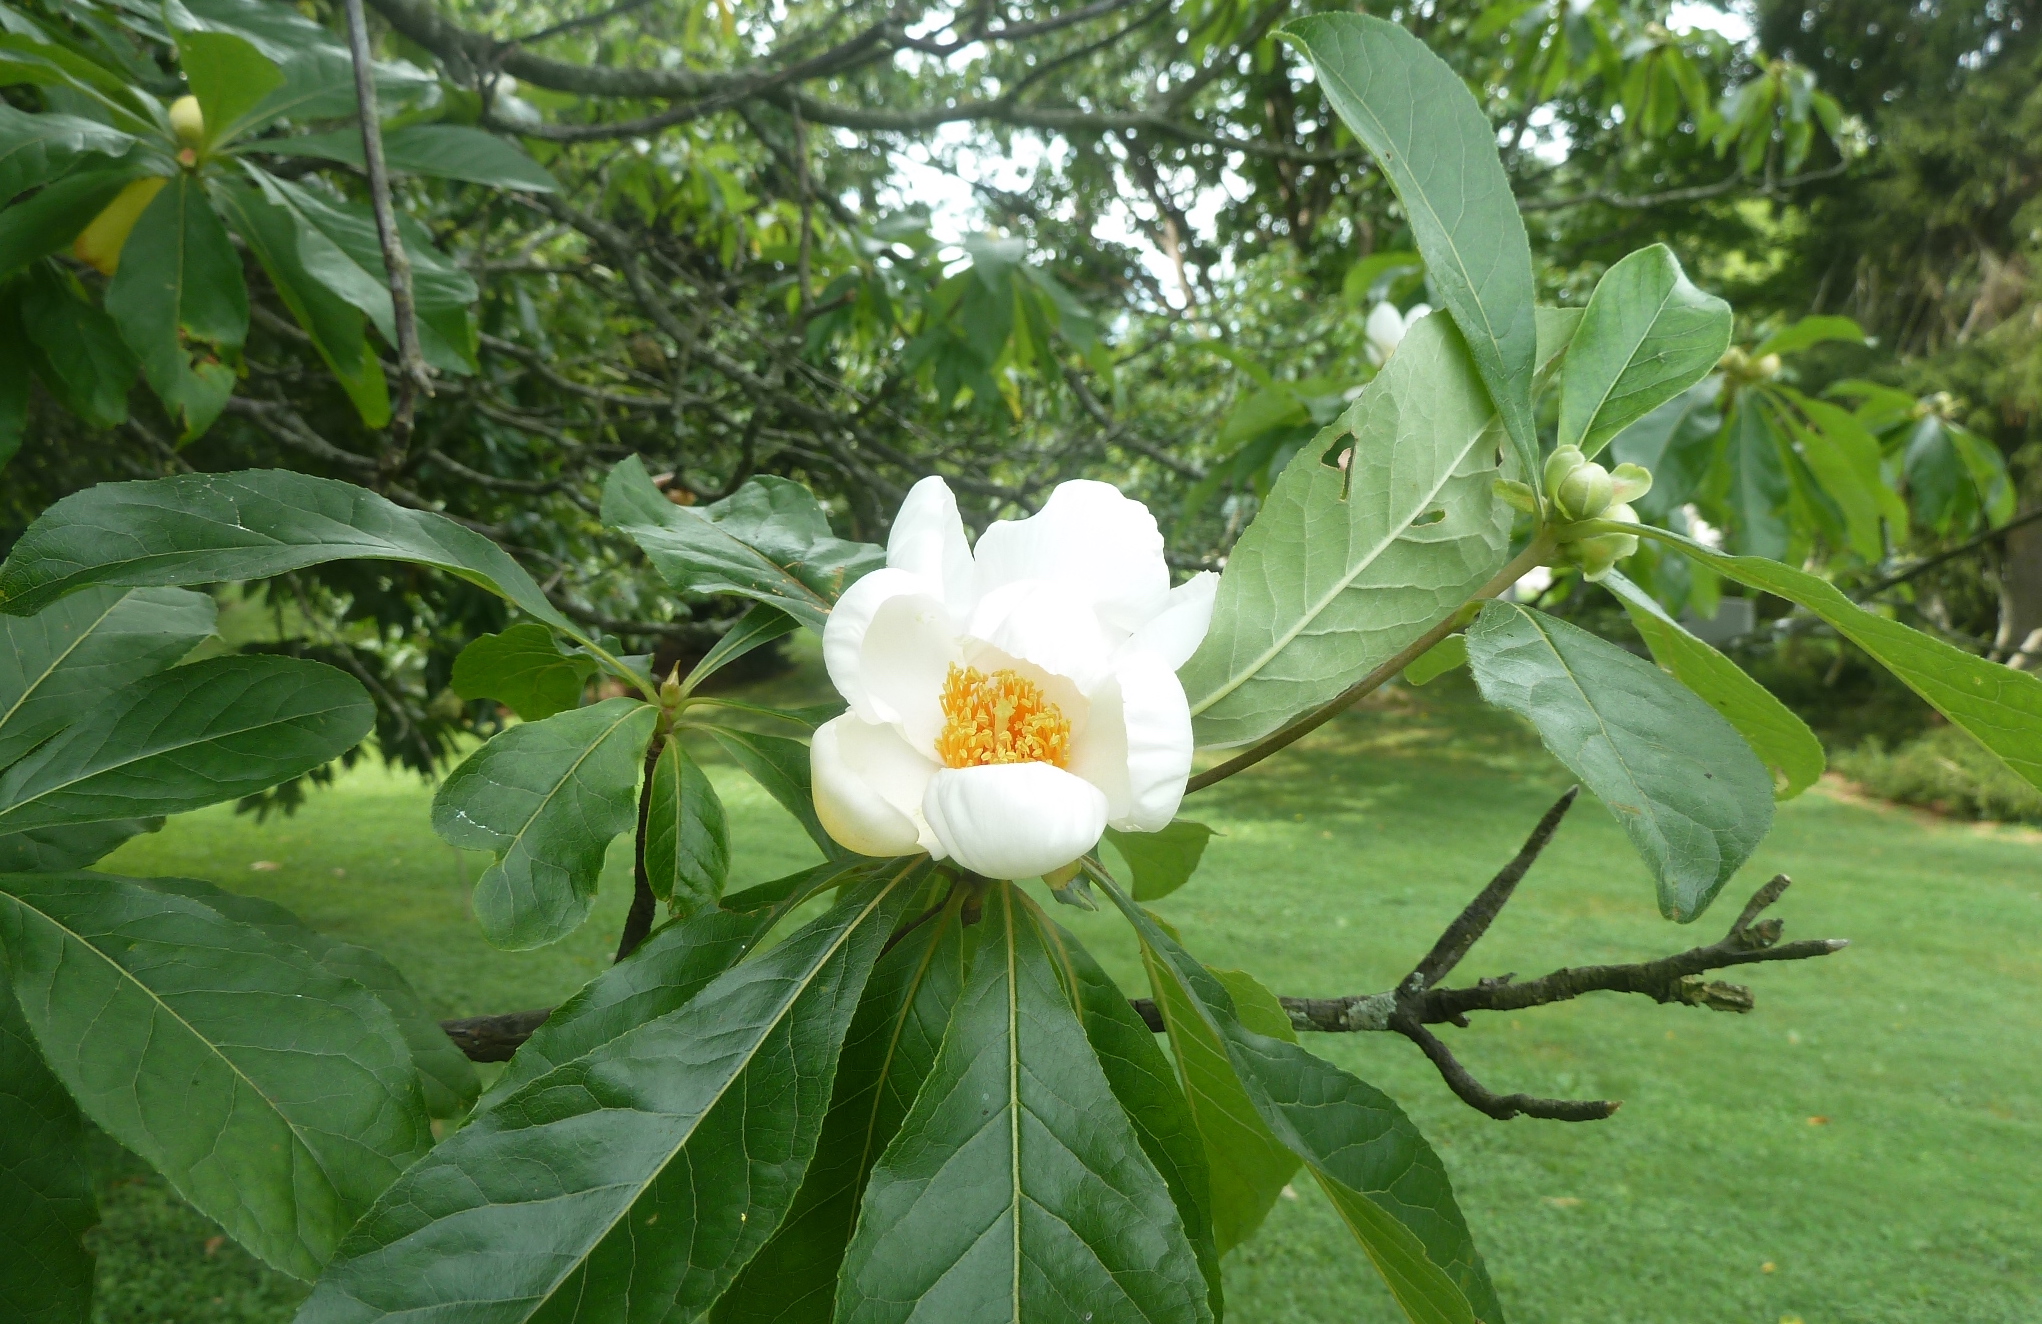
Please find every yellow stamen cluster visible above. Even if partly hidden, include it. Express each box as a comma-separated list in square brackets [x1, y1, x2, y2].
[935, 665, 1070, 769]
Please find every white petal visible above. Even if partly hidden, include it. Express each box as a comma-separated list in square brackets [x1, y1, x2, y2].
[823, 568, 956, 742]
[886, 476, 976, 620]
[811, 715, 940, 858]
[1125, 572, 1217, 670]
[971, 480, 1170, 633]
[1364, 302, 1404, 364]
[922, 762, 1108, 880]
[966, 579, 1116, 692]
[1070, 651, 1193, 832]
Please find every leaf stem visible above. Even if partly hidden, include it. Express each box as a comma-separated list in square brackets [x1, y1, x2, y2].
[1186, 532, 1554, 793]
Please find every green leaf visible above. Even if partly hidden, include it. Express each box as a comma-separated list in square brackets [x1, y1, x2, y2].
[238, 45, 436, 129]
[0, 469, 576, 633]
[837, 883, 1212, 1324]
[0, 36, 152, 134]
[1752, 314, 1864, 359]
[1103, 819, 1216, 901]
[432, 697, 656, 950]
[0, 584, 216, 773]
[1607, 379, 1721, 519]
[645, 737, 730, 915]
[211, 177, 389, 426]
[0, 655, 373, 834]
[253, 171, 478, 375]
[1282, 13, 1540, 486]
[137, 875, 479, 1121]
[1718, 391, 1790, 560]
[0, 818, 159, 872]
[178, 29, 283, 146]
[19, 262, 136, 427]
[1404, 633, 1469, 685]
[1140, 933, 1298, 1255]
[474, 867, 853, 1110]
[684, 603, 801, 692]
[1602, 571, 1823, 799]
[263, 124, 559, 192]
[0, 164, 144, 276]
[0, 103, 134, 207]
[603, 457, 885, 632]
[450, 621, 596, 721]
[0, 299, 25, 468]
[0, 871, 432, 1279]
[1103, 877, 1496, 1324]
[708, 726, 840, 856]
[715, 888, 965, 1324]
[1050, 924, 1223, 1319]
[0, 952, 97, 1324]
[295, 863, 926, 1324]
[104, 171, 247, 439]
[1634, 524, 2042, 795]
[1466, 600, 1773, 920]
[1180, 312, 1510, 747]
[1781, 390, 1907, 556]
[1559, 244, 1733, 459]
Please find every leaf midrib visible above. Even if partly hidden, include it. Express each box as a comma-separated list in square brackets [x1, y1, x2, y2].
[0, 886, 345, 1272]
[0, 590, 127, 746]
[1189, 410, 1494, 717]
[637, 509, 833, 615]
[1569, 278, 1682, 452]
[484, 703, 650, 869]
[512, 862, 917, 1322]
[0, 669, 354, 830]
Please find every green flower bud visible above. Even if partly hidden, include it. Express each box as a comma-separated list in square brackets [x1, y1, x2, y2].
[169, 95, 205, 151]
[1555, 502, 1640, 581]
[1543, 444, 1587, 496]
[1608, 462, 1653, 506]
[659, 663, 684, 706]
[1554, 460, 1613, 522]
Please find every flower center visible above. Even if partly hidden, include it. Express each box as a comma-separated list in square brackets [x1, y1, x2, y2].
[935, 665, 1071, 770]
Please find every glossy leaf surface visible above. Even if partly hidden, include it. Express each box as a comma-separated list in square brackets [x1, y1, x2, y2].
[296, 865, 924, 1324]
[104, 171, 247, 439]
[264, 125, 559, 192]
[431, 697, 656, 950]
[1559, 244, 1732, 459]
[0, 584, 215, 772]
[0, 655, 372, 834]
[0, 818, 159, 873]
[836, 884, 1211, 1324]
[1466, 600, 1773, 920]
[645, 738, 730, 915]
[0, 103, 133, 207]
[717, 890, 965, 1323]
[141, 876, 478, 1121]
[0, 469, 575, 630]
[0, 872, 431, 1280]
[603, 458, 884, 632]
[450, 622, 597, 721]
[709, 726, 840, 855]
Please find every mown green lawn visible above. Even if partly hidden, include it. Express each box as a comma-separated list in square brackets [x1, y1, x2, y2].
[88, 674, 2041, 1323]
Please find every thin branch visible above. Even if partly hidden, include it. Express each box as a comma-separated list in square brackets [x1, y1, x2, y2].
[1410, 787, 1578, 988]
[342, 0, 432, 447]
[1519, 160, 1851, 213]
[1854, 505, 2042, 601]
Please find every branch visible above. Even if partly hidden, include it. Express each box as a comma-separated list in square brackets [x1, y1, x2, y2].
[1518, 160, 1851, 213]
[343, 0, 431, 445]
[1854, 505, 2042, 601]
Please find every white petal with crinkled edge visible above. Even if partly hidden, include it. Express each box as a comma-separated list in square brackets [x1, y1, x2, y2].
[823, 568, 953, 732]
[1125, 571, 1217, 670]
[972, 480, 1171, 633]
[1105, 650, 1193, 831]
[886, 475, 976, 620]
[966, 579, 1117, 694]
[922, 762, 1108, 879]
[811, 715, 941, 857]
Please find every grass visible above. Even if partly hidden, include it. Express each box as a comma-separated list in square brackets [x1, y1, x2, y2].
[83, 669, 2041, 1324]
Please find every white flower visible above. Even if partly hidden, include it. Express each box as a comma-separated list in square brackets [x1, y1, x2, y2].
[1364, 301, 1432, 367]
[811, 477, 1217, 880]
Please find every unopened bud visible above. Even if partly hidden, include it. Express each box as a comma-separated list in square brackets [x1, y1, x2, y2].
[1756, 353, 1782, 379]
[1558, 502, 1641, 581]
[1554, 460, 1614, 522]
[169, 95, 205, 152]
[659, 664, 684, 706]
[1608, 462, 1653, 505]
[1543, 444, 1587, 496]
